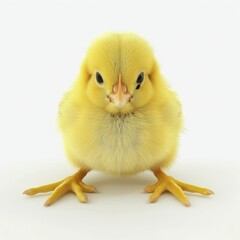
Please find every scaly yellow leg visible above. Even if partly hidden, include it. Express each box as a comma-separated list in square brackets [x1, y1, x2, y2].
[23, 168, 96, 206]
[144, 169, 214, 206]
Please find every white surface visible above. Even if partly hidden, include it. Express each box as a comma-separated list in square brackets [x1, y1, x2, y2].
[0, 161, 240, 240]
[0, 0, 240, 239]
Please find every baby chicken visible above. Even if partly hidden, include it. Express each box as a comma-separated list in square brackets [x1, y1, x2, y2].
[24, 33, 213, 206]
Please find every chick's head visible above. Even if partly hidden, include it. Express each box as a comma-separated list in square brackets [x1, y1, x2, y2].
[80, 33, 160, 114]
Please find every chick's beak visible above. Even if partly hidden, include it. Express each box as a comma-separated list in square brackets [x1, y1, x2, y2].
[107, 74, 132, 108]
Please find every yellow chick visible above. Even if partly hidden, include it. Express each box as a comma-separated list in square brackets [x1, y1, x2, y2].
[24, 33, 213, 206]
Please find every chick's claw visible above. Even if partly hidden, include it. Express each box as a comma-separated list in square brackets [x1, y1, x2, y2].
[145, 169, 213, 206]
[23, 169, 96, 206]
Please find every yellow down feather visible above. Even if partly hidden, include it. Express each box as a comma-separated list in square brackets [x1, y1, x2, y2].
[58, 33, 183, 176]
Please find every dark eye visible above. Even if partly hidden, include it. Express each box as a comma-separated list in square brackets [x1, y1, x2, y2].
[96, 72, 104, 84]
[136, 72, 144, 84]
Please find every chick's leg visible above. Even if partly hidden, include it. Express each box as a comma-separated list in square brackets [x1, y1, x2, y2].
[23, 168, 96, 206]
[145, 169, 213, 206]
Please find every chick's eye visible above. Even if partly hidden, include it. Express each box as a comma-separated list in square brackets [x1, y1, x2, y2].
[96, 72, 104, 84]
[136, 72, 144, 84]
[136, 72, 144, 90]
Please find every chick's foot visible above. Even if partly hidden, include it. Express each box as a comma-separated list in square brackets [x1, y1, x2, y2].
[23, 169, 96, 206]
[144, 169, 214, 206]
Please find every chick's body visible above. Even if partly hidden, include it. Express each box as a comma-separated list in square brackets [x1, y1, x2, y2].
[59, 33, 182, 175]
[60, 87, 181, 176]
[24, 33, 213, 206]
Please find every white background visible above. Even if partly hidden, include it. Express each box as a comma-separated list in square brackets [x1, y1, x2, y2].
[0, 0, 240, 239]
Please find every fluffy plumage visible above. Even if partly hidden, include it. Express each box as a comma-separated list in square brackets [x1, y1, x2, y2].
[59, 33, 182, 175]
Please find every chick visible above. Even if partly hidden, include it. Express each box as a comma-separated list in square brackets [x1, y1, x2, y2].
[24, 33, 213, 206]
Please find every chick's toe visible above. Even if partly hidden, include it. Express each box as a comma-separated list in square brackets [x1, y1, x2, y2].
[145, 169, 213, 206]
[23, 169, 96, 206]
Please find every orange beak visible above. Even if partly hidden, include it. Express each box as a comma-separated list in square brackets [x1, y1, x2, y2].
[108, 74, 132, 108]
